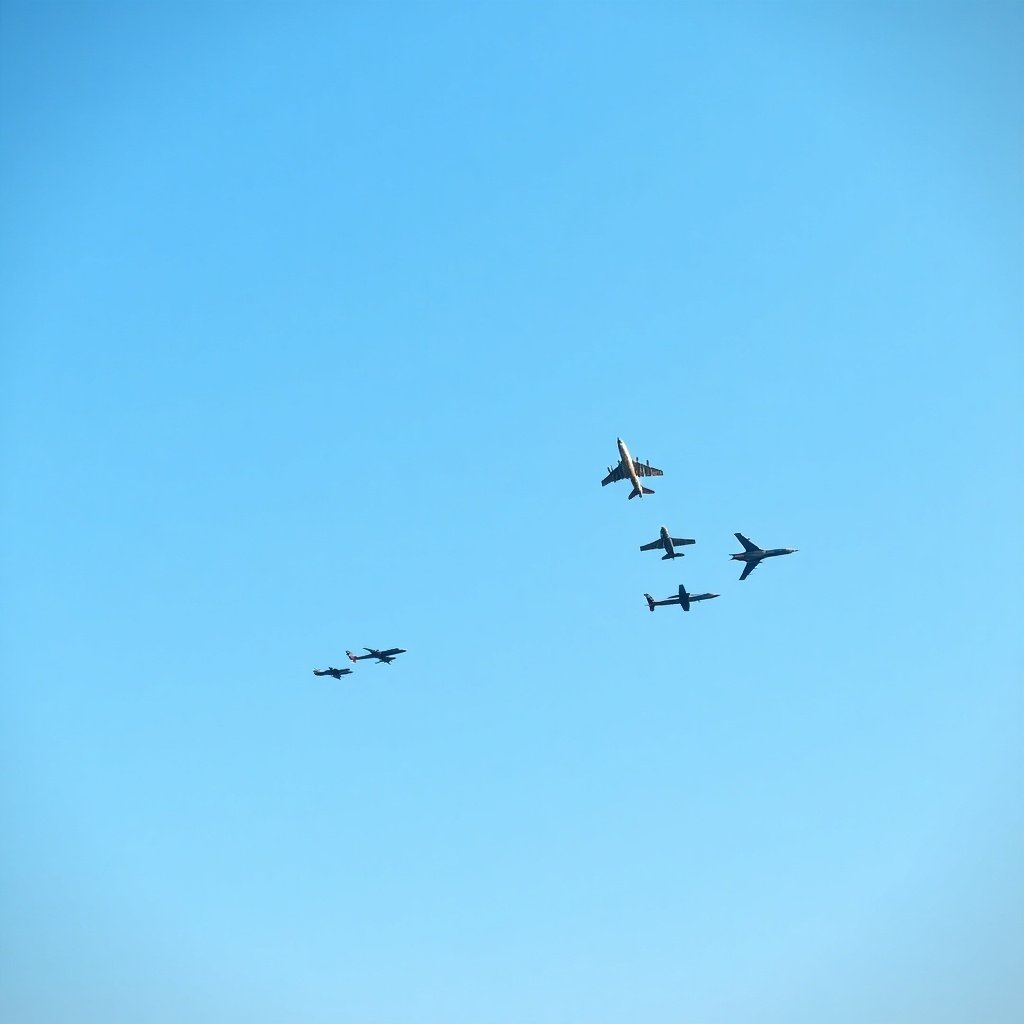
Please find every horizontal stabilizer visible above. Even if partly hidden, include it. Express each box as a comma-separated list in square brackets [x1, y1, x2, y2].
[628, 486, 655, 499]
[661, 551, 684, 560]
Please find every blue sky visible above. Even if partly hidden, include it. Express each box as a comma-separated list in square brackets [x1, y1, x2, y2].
[2, 2, 1021, 1021]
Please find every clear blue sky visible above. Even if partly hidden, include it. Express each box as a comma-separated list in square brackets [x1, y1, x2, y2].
[2, 2, 1021, 1021]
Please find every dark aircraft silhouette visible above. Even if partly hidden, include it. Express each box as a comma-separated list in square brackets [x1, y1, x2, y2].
[730, 533, 798, 580]
[601, 437, 663, 499]
[346, 647, 407, 665]
[313, 666, 353, 679]
[645, 584, 718, 613]
[640, 525, 695, 560]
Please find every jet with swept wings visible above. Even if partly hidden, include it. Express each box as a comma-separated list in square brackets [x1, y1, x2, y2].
[640, 525, 695, 560]
[313, 666, 353, 679]
[645, 583, 718, 613]
[346, 647, 407, 665]
[730, 533, 798, 581]
[601, 437, 663, 499]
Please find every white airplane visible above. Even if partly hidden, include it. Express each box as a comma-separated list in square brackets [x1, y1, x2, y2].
[600, 437, 664, 500]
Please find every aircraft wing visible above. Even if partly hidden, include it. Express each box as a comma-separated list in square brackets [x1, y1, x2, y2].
[739, 561, 759, 581]
[639, 538, 666, 551]
[632, 460, 663, 478]
[601, 465, 627, 485]
[670, 537, 696, 547]
[734, 532, 759, 552]
[380, 648, 406, 657]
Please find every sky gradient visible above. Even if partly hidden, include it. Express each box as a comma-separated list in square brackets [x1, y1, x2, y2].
[2, 3, 1022, 1022]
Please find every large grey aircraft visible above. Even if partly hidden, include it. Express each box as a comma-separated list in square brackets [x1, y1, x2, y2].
[640, 525, 695, 560]
[601, 437, 663, 499]
[645, 583, 718, 613]
[346, 647, 407, 665]
[730, 533, 798, 581]
[313, 666, 353, 679]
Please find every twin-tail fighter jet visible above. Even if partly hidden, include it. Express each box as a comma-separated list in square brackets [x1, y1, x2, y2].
[346, 647, 407, 666]
[313, 666, 353, 679]
[645, 584, 719, 613]
[640, 525, 695, 560]
[601, 437, 663, 500]
[730, 533, 798, 581]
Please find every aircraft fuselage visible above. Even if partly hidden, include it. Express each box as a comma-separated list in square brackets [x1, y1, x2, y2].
[659, 526, 677, 559]
[617, 437, 642, 496]
[731, 547, 796, 562]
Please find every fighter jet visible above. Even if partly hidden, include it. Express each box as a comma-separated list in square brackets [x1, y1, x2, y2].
[601, 437, 663, 499]
[346, 647, 407, 665]
[730, 533, 798, 581]
[313, 666, 353, 679]
[640, 525, 695, 560]
[645, 583, 718, 612]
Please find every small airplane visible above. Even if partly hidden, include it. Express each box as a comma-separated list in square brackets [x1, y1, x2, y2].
[313, 666, 353, 679]
[601, 437, 663, 499]
[640, 525, 695, 560]
[346, 647, 407, 665]
[730, 533, 798, 581]
[645, 584, 718, 612]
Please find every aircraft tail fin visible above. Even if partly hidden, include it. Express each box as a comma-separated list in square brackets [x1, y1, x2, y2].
[661, 551, 684, 560]
[628, 486, 655, 500]
[644, 593, 656, 612]
[345, 650, 359, 663]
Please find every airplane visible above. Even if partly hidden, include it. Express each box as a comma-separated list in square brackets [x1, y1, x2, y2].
[601, 437, 663, 499]
[730, 533, 798, 580]
[346, 647, 407, 665]
[640, 525, 695, 560]
[313, 666, 353, 679]
[645, 583, 718, 612]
